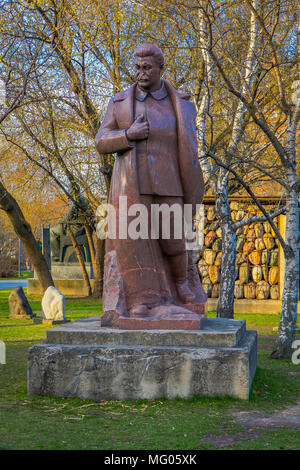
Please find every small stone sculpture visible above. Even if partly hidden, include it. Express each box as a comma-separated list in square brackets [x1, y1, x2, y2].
[42, 286, 66, 321]
[9, 287, 34, 319]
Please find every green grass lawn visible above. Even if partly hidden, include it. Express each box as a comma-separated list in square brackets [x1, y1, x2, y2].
[0, 271, 34, 280]
[0, 289, 102, 340]
[0, 289, 299, 450]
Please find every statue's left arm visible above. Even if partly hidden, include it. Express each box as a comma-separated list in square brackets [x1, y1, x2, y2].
[95, 98, 133, 155]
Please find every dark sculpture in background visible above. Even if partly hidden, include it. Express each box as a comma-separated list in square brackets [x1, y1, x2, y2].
[50, 196, 91, 264]
[9, 286, 35, 319]
[96, 43, 207, 329]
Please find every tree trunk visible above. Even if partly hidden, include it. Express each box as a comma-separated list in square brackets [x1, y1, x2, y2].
[84, 224, 102, 297]
[0, 181, 54, 293]
[92, 233, 105, 299]
[99, 238, 105, 296]
[216, 221, 237, 318]
[271, 186, 299, 358]
[84, 224, 95, 265]
[67, 226, 92, 297]
[215, 179, 237, 318]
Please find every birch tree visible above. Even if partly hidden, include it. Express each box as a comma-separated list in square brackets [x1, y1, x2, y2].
[200, 0, 299, 357]
[175, 0, 279, 318]
[194, 1, 261, 317]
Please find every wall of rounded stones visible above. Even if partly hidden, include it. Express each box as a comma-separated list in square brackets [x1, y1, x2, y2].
[198, 201, 279, 300]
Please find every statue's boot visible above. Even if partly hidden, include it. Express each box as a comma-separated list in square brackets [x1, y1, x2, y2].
[175, 279, 196, 304]
[168, 253, 196, 304]
[129, 304, 150, 318]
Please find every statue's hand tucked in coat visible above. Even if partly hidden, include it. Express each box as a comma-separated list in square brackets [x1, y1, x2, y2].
[126, 114, 149, 141]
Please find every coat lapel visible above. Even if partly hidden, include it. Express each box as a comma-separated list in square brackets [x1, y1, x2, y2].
[110, 83, 139, 203]
[114, 84, 136, 129]
[164, 80, 204, 209]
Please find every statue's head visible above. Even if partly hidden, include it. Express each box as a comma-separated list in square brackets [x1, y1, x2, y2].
[134, 43, 164, 92]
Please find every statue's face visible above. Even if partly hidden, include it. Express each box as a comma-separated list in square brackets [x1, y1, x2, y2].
[134, 56, 162, 92]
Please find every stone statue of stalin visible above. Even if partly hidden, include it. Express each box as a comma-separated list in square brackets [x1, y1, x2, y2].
[96, 43, 207, 328]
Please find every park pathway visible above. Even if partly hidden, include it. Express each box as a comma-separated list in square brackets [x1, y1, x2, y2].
[0, 279, 28, 290]
[203, 402, 300, 448]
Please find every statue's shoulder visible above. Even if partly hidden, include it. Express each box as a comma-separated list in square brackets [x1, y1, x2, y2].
[112, 91, 127, 103]
[112, 86, 134, 103]
[177, 90, 191, 101]
[164, 80, 191, 101]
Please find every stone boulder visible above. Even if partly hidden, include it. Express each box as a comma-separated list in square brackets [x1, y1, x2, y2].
[42, 286, 65, 321]
[9, 287, 34, 319]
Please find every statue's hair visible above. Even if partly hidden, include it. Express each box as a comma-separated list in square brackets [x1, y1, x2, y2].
[134, 43, 164, 67]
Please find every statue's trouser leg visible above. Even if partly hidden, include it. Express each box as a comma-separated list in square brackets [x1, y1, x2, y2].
[152, 196, 187, 284]
[151, 196, 195, 304]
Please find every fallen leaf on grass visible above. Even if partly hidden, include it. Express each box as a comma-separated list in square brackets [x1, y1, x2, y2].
[73, 404, 97, 410]
[63, 415, 85, 421]
[42, 404, 68, 412]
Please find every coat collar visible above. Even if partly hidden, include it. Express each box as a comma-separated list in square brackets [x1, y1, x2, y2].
[135, 81, 168, 101]
[113, 80, 191, 103]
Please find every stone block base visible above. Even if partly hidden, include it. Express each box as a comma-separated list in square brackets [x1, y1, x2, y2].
[28, 316, 257, 401]
[50, 262, 93, 281]
[27, 278, 95, 297]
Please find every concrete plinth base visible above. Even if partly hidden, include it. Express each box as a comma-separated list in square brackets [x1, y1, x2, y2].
[28, 316, 257, 401]
[50, 262, 93, 281]
[27, 278, 95, 297]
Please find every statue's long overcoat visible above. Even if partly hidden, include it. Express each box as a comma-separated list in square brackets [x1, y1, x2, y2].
[96, 81, 206, 310]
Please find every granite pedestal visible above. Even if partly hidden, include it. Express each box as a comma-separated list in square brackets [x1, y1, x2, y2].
[50, 262, 93, 280]
[28, 316, 257, 401]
